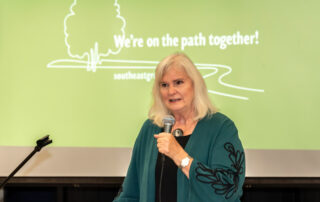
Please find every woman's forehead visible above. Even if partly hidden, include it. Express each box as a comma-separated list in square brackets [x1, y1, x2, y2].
[161, 66, 189, 81]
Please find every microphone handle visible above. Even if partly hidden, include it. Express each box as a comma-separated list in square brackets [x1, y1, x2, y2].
[162, 123, 173, 162]
[163, 123, 173, 133]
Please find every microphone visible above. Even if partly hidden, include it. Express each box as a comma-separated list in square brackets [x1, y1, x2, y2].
[162, 115, 175, 133]
[160, 115, 175, 163]
[158, 116, 175, 202]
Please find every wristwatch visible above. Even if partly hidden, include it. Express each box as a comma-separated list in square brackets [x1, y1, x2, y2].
[179, 156, 191, 169]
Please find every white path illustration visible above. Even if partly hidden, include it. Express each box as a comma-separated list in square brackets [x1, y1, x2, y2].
[47, 0, 264, 100]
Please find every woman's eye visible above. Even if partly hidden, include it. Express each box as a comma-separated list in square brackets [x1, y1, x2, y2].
[175, 80, 184, 85]
[160, 83, 168, 88]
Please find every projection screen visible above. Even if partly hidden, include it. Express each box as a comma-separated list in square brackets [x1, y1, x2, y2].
[1, 0, 319, 177]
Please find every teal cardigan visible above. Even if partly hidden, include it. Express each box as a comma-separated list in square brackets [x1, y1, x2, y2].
[114, 112, 245, 202]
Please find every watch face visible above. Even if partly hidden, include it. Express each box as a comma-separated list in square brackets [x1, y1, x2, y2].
[181, 157, 190, 167]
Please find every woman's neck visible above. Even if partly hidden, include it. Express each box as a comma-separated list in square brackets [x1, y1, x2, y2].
[172, 110, 197, 135]
[173, 109, 194, 124]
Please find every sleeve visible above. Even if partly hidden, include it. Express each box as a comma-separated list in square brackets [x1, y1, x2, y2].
[188, 119, 245, 201]
[113, 121, 150, 202]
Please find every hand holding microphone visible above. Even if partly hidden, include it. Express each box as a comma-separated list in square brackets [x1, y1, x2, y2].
[154, 115, 184, 160]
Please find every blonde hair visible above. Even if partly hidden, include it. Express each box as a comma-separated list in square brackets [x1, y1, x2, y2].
[148, 53, 217, 126]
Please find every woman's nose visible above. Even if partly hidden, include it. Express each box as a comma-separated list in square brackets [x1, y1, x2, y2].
[168, 85, 176, 95]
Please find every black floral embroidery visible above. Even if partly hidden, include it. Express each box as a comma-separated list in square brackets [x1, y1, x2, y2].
[195, 142, 244, 199]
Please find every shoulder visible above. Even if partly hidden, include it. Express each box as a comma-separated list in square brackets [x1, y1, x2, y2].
[201, 112, 235, 128]
[195, 112, 238, 143]
[133, 119, 161, 151]
[141, 119, 160, 131]
[137, 119, 161, 138]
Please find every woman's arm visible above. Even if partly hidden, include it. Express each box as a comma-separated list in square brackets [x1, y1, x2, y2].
[187, 119, 245, 201]
[113, 120, 152, 202]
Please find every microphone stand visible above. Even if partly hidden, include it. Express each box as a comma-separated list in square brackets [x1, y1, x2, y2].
[0, 135, 52, 189]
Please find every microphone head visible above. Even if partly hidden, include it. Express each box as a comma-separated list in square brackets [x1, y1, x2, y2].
[162, 115, 175, 133]
[162, 115, 175, 125]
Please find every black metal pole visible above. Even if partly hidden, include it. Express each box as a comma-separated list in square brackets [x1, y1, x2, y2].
[0, 135, 52, 189]
[0, 148, 37, 189]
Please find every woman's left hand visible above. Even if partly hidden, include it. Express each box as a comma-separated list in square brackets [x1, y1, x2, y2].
[154, 132, 183, 160]
[154, 132, 193, 178]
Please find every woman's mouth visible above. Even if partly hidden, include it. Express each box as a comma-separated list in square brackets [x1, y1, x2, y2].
[169, 98, 181, 103]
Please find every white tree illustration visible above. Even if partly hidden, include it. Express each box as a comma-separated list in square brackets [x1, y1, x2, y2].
[47, 0, 264, 100]
[64, 0, 126, 72]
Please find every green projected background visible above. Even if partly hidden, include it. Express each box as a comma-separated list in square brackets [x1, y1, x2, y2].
[1, 0, 319, 150]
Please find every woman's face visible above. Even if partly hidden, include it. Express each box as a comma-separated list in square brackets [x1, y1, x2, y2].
[159, 66, 194, 116]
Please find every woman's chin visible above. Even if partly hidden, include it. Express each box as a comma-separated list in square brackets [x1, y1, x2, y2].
[169, 106, 188, 115]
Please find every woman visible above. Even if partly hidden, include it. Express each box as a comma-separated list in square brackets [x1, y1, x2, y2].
[114, 53, 245, 202]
